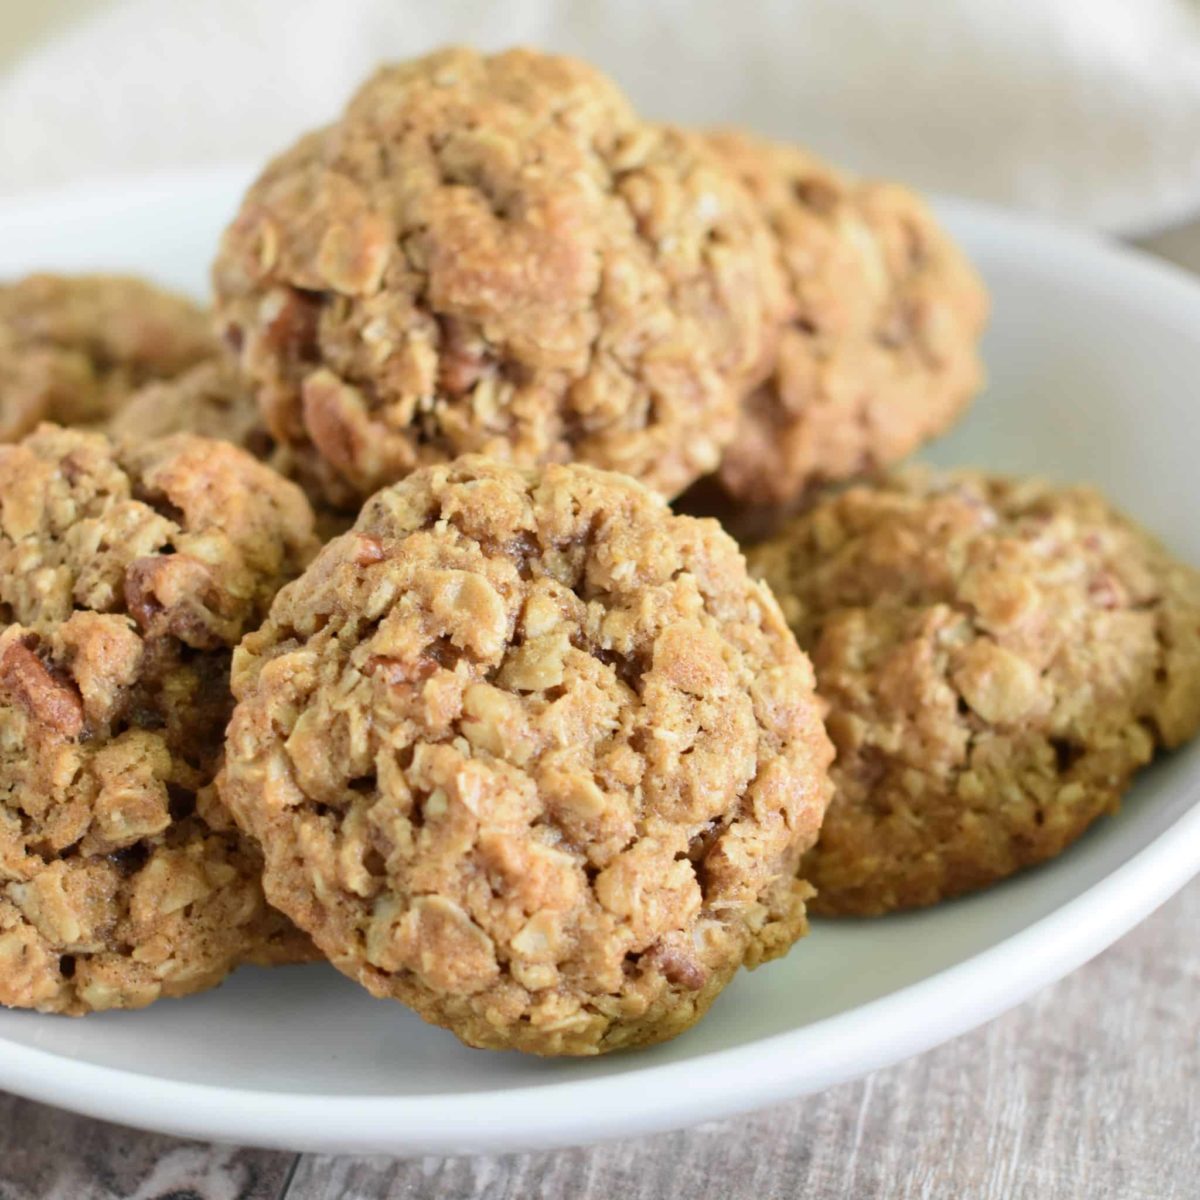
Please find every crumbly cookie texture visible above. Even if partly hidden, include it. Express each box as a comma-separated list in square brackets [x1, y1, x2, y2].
[749, 469, 1200, 915]
[106, 358, 271, 456]
[706, 131, 988, 520]
[221, 456, 832, 1055]
[212, 47, 789, 509]
[0, 274, 217, 443]
[0, 426, 320, 1014]
[105, 358, 354, 542]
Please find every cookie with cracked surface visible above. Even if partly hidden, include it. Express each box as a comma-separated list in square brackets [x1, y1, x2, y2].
[701, 132, 987, 527]
[0, 274, 217, 443]
[220, 455, 832, 1055]
[212, 47, 789, 509]
[749, 469, 1200, 915]
[0, 426, 320, 1014]
[106, 358, 354, 541]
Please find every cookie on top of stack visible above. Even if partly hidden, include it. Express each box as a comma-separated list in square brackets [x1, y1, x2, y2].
[212, 46, 790, 510]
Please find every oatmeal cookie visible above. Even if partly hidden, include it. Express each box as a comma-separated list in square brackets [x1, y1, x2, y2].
[106, 358, 269, 454]
[0, 274, 217, 442]
[213, 47, 789, 509]
[705, 132, 987, 520]
[749, 469, 1200, 915]
[220, 456, 832, 1055]
[0, 426, 319, 1014]
[107, 359, 354, 542]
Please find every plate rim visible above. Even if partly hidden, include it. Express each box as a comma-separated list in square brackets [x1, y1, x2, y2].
[3, 789, 1197, 1154]
[1, 169, 1199, 1155]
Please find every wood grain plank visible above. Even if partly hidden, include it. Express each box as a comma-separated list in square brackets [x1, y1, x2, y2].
[280, 879, 1200, 1200]
[0, 1095, 295, 1200]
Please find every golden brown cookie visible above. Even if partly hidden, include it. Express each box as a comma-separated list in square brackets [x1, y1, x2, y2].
[703, 132, 988, 525]
[107, 359, 355, 542]
[749, 469, 1200, 915]
[0, 426, 320, 1014]
[212, 47, 789, 510]
[0, 274, 217, 442]
[106, 357, 269, 454]
[220, 456, 832, 1055]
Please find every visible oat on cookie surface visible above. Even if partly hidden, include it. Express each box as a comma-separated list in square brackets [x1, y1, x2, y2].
[0, 274, 217, 443]
[106, 358, 356, 543]
[213, 47, 789, 510]
[106, 358, 270, 455]
[749, 468, 1200, 915]
[704, 132, 987, 522]
[0, 426, 319, 1014]
[220, 456, 832, 1055]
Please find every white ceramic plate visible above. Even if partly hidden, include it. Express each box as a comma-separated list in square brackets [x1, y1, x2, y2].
[1, 168, 1199, 1157]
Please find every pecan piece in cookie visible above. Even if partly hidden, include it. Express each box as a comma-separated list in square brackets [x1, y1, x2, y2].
[749, 468, 1200, 914]
[0, 425, 320, 1015]
[0, 273, 217, 442]
[220, 456, 832, 1055]
[213, 47, 789, 509]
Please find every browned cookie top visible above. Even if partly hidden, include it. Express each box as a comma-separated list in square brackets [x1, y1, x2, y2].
[213, 47, 789, 509]
[0, 274, 217, 442]
[220, 456, 832, 1055]
[708, 132, 988, 518]
[750, 469, 1200, 915]
[0, 426, 319, 1014]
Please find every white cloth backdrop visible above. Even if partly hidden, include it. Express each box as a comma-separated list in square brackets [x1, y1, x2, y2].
[3, 0, 1200, 233]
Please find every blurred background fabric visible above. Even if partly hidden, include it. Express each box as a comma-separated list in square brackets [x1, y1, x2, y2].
[3, 0, 1200, 234]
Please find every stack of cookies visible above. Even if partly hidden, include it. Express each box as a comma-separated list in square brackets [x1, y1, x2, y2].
[1, 47, 1197, 1056]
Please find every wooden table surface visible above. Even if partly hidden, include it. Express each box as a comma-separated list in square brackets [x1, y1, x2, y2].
[1, 229, 1197, 1200]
